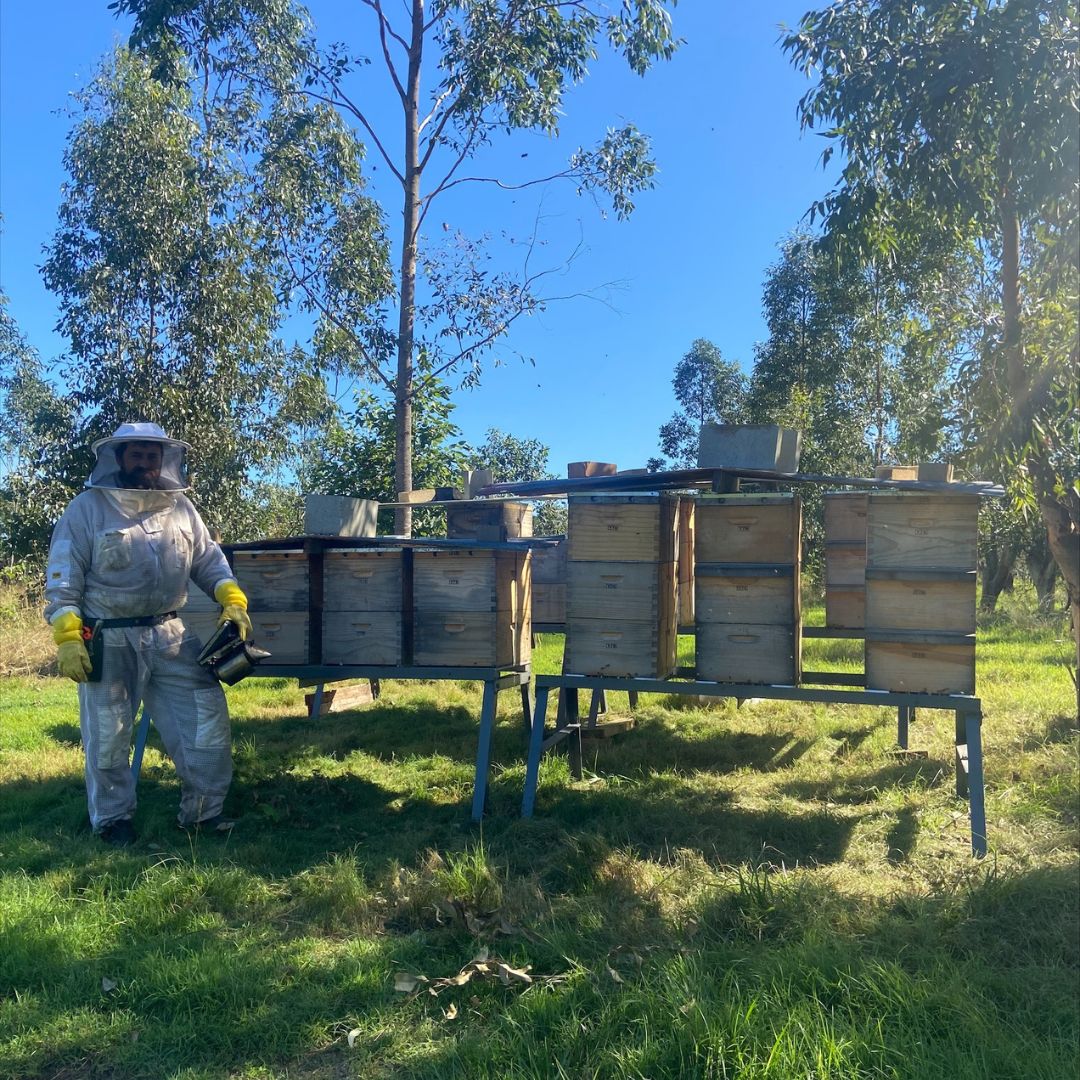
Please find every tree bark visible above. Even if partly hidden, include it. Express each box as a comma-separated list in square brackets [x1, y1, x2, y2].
[393, 0, 425, 537]
[980, 544, 1017, 613]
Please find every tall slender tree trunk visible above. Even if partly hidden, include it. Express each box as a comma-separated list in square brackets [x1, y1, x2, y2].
[394, 0, 424, 536]
[998, 189, 1080, 689]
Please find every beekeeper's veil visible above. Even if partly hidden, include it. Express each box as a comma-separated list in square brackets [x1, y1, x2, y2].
[87, 423, 191, 510]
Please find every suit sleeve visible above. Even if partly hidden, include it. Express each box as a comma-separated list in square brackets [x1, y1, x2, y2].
[43, 497, 93, 624]
[185, 501, 236, 600]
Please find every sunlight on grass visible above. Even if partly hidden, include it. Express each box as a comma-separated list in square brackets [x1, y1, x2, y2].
[0, 597, 1075, 1078]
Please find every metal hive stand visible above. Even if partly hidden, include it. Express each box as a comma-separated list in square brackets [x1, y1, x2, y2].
[521, 673, 987, 858]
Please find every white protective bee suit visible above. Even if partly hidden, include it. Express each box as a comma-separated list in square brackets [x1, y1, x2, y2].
[44, 423, 239, 832]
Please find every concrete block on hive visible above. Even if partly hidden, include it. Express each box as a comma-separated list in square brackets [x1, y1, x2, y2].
[697, 424, 802, 472]
[304, 494, 377, 537]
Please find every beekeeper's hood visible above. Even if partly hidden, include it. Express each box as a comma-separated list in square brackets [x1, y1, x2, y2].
[87, 422, 190, 512]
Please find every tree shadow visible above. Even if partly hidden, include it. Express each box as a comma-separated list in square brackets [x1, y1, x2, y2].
[777, 758, 948, 805]
[1021, 711, 1079, 752]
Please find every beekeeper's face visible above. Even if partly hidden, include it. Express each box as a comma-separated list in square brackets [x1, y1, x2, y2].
[118, 442, 164, 489]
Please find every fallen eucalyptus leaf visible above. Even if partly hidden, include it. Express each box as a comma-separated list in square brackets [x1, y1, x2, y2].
[101, 977, 117, 993]
[347, 1028, 362, 1048]
[496, 962, 533, 986]
[606, 965, 624, 984]
[444, 1002, 459, 1020]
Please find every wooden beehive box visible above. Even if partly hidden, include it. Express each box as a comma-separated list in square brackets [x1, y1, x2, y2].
[696, 624, 801, 686]
[824, 492, 868, 629]
[564, 614, 676, 678]
[446, 501, 533, 541]
[677, 496, 696, 626]
[412, 548, 531, 666]
[864, 493, 979, 694]
[322, 548, 404, 665]
[864, 569, 976, 634]
[694, 494, 801, 685]
[695, 565, 799, 625]
[866, 493, 979, 570]
[246, 612, 309, 664]
[533, 583, 566, 625]
[695, 494, 800, 564]
[824, 492, 869, 542]
[865, 632, 976, 695]
[564, 495, 679, 677]
[231, 550, 309, 610]
[230, 549, 309, 663]
[567, 494, 678, 563]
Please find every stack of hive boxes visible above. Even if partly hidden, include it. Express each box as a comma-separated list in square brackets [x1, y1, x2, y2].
[824, 492, 868, 629]
[530, 538, 567, 627]
[694, 494, 802, 685]
[564, 494, 679, 677]
[230, 549, 310, 663]
[865, 493, 978, 694]
[322, 548, 403, 665]
[412, 548, 532, 667]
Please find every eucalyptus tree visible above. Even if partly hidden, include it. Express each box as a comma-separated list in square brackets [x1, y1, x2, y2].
[648, 338, 747, 470]
[469, 428, 565, 533]
[784, 0, 1080, 619]
[0, 293, 83, 564]
[41, 43, 390, 535]
[302, 378, 471, 534]
[115, 0, 679, 533]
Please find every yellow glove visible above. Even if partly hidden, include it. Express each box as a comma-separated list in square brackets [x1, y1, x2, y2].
[53, 612, 93, 682]
[214, 581, 253, 641]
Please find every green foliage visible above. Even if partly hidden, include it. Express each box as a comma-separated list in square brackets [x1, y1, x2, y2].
[115, 0, 679, 527]
[784, 0, 1078, 254]
[35, 42, 390, 541]
[0, 295, 85, 563]
[649, 338, 747, 470]
[469, 428, 566, 534]
[784, 0, 1080, 604]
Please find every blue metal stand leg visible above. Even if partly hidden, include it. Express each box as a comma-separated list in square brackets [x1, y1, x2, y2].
[954, 711, 969, 798]
[520, 680, 533, 735]
[310, 682, 325, 718]
[521, 686, 550, 818]
[897, 706, 910, 749]
[131, 708, 151, 779]
[966, 711, 987, 858]
[470, 680, 498, 822]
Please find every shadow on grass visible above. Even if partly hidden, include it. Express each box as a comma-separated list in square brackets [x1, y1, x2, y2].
[45, 721, 82, 746]
[524, 781, 860, 871]
[1021, 711, 1080, 751]
[777, 758, 949, 804]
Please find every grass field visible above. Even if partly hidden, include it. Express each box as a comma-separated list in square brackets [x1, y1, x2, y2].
[1, 590, 1076, 1079]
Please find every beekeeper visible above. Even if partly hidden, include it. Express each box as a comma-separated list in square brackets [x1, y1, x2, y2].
[44, 422, 253, 846]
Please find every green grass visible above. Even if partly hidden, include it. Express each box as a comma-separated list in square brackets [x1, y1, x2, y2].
[0, 598, 1076, 1079]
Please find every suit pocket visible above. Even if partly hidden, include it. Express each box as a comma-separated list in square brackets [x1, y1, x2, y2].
[94, 529, 133, 572]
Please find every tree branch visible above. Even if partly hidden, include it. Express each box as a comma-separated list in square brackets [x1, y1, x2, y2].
[362, 0, 409, 104]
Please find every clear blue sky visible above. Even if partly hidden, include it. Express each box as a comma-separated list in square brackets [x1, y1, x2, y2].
[0, 3, 835, 477]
